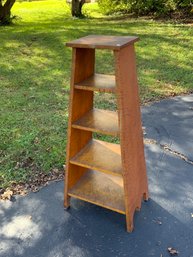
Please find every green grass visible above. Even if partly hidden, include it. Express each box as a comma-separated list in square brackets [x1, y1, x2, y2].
[0, 0, 192, 188]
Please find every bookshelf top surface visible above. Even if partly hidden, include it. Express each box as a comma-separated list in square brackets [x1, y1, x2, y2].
[66, 35, 139, 50]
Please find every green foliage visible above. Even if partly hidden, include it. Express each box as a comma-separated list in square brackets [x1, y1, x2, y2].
[98, 0, 193, 16]
[98, 0, 130, 15]
[129, 0, 177, 15]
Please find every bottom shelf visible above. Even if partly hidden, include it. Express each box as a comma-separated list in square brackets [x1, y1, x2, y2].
[68, 169, 125, 214]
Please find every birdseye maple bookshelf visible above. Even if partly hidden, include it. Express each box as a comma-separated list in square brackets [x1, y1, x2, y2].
[64, 35, 149, 232]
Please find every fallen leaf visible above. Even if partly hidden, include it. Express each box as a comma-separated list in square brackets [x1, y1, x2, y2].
[168, 247, 179, 255]
[1, 190, 13, 200]
[144, 138, 157, 145]
[20, 190, 27, 196]
[153, 219, 162, 225]
[0, 167, 64, 199]
[31, 185, 39, 193]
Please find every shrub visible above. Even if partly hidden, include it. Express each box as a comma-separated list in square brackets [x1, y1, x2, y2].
[98, 0, 193, 16]
[98, 0, 131, 15]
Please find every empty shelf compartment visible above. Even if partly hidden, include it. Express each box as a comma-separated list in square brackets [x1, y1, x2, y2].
[74, 74, 116, 93]
[68, 169, 125, 214]
[70, 139, 122, 176]
[72, 108, 119, 136]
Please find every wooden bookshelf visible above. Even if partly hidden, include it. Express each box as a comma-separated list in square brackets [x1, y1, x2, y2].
[64, 35, 149, 232]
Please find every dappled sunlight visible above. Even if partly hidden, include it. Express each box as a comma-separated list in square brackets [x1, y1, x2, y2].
[4, 41, 21, 49]
[12, 0, 71, 23]
[0, 214, 42, 255]
[0, 187, 71, 256]
[47, 239, 89, 257]
[1, 2, 192, 100]
[181, 95, 193, 102]
[1, 168, 193, 256]
[0, 0, 192, 188]
[1, 215, 41, 239]
[144, 130, 193, 226]
[142, 94, 193, 159]
[0, 201, 12, 216]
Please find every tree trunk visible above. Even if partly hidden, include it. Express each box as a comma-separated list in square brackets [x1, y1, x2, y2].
[71, 0, 85, 17]
[0, 0, 16, 25]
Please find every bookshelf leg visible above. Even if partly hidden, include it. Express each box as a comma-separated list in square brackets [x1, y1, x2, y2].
[126, 214, 134, 233]
[64, 48, 95, 211]
[64, 196, 70, 210]
[143, 192, 149, 201]
[115, 44, 149, 232]
[136, 202, 142, 211]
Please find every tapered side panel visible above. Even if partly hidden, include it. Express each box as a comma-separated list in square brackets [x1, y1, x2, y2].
[114, 45, 149, 232]
[64, 48, 95, 207]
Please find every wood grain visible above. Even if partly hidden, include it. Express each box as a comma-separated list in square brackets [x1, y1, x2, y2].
[69, 169, 125, 214]
[72, 108, 119, 136]
[70, 139, 122, 176]
[64, 48, 95, 208]
[66, 35, 139, 50]
[74, 73, 116, 93]
[114, 44, 149, 232]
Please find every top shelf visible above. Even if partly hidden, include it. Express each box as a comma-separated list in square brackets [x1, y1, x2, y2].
[66, 35, 139, 50]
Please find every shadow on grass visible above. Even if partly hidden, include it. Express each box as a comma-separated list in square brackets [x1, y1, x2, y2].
[1, 15, 192, 94]
[0, 13, 192, 185]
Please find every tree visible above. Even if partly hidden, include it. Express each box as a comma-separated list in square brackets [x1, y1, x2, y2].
[0, 0, 15, 25]
[71, 0, 85, 17]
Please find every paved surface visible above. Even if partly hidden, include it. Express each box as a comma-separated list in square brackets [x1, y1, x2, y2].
[0, 94, 193, 257]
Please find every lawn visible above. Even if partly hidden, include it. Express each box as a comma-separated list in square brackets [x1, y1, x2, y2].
[0, 0, 192, 189]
